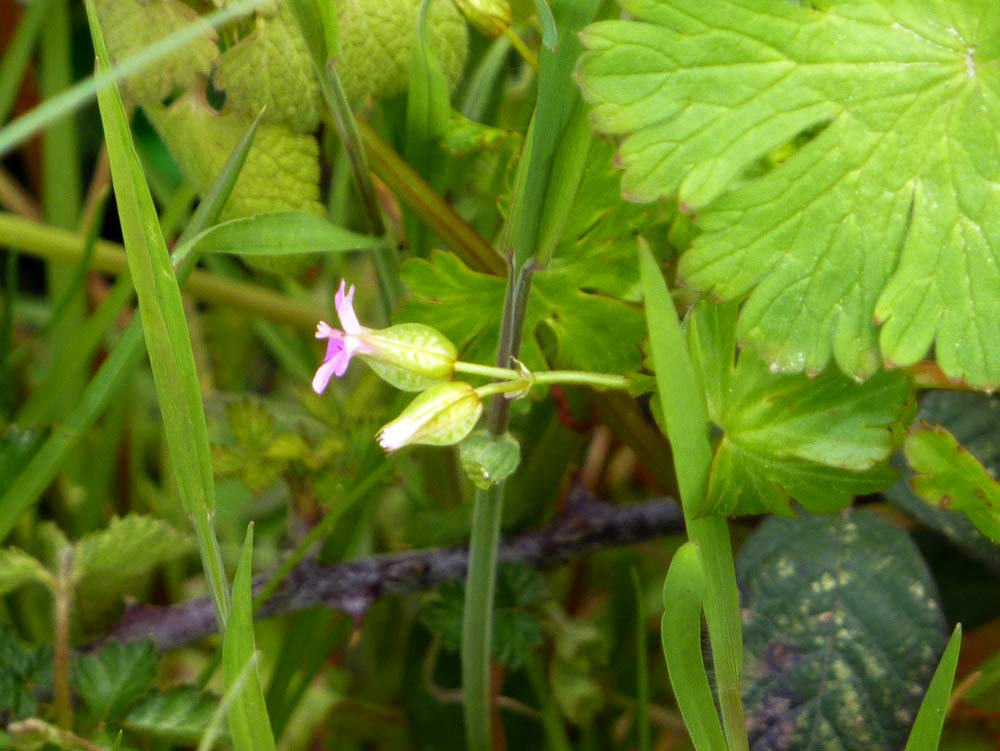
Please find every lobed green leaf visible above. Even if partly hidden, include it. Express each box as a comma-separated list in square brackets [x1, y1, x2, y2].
[578, 0, 1000, 388]
[74, 640, 157, 721]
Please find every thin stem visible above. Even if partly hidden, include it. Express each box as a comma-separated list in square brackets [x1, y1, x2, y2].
[0, 213, 319, 331]
[454, 361, 522, 381]
[53, 547, 74, 729]
[474, 380, 528, 400]
[317, 58, 402, 317]
[533, 370, 631, 390]
[504, 27, 539, 72]
[0, 167, 42, 220]
[463, 262, 535, 751]
[462, 482, 505, 751]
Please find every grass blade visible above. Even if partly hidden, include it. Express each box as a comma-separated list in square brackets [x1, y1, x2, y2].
[0, 0, 54, 124]
[905, 624, 962, 751]
[86, 0, 230, 624]
[661, 542, 727, 751]
[223, 524, 277, 751]
[0, 0, 264, 158]
[630, 568, 651, 751]
[638, 242, 747, 751]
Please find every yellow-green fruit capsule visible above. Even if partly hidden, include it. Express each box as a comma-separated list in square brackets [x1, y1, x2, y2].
[377, 382, 483, 451]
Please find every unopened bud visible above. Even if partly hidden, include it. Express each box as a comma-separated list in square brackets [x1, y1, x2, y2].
[377, 382, 483, 451]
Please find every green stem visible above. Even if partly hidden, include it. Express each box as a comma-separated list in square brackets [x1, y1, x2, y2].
[533, 370, 631, 390]
[454, 361, 522, 381]
[474, 380, 528, 400]
[0, 213, 319, 331]
[53, 547, 74, 729]
[462, 481, 505, 751]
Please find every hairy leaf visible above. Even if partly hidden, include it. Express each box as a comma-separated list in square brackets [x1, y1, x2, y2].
[0, 548, 53, 596]
[74, 640, 157, 720]
[578, 0, 1000, 387]
[74, 515, 193, 630]
[333, 0, 468, 102]
[689, 301, 911, 516]
[213, 2, 321, 132]
[739, 511, 946, 751]
[146, 94, 323, 223]
[94, 0, 218, 104]
[886, 391, 1000, 574]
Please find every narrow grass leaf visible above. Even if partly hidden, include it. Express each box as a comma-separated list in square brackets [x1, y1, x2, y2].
[223, 524, 277, 751]
[0, 114, 260, 543]
[904, 624, 962, 751]
[533, 0, 557, 51]
[0, 0, 264, 158]
[661, 542, 727, 751]
[192, 211, 377, 256]
[0, 0, 54, 124]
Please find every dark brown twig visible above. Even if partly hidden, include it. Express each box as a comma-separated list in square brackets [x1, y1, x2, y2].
[101, 491, 684, 652]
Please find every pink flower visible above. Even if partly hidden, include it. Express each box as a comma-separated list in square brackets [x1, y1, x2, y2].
[313, 280, 458, 394]
[312, 280, 372, 394]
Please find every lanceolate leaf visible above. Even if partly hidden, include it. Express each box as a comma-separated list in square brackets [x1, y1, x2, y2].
[578, 0, 1000, 388]
[689, 301, 910, 516]
[739, 511, 947, 751]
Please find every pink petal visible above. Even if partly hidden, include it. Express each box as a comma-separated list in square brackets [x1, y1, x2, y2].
[312, 358, 340, 394]
[335, 280, 362, 334]
[316, 321, 338, 339]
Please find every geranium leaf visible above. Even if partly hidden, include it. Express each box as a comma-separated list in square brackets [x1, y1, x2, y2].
[0, 548, 53, 596]
[578, 0, 1000, 387]
[739, 511, 946, 751]
[689, 301, 911, 516]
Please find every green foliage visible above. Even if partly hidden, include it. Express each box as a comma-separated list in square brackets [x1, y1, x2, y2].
[223, 525, 277, 751]
[578, 0, 1000, 388]
[333, 0, 468, 102]
[422, 564, 544, 669]
[214, 2, 321, 132]
[906, 424, 1000, 543]
[73, 640, 157, 721]
[0, 548, 53, 596]
[459, 431, 521, 490]
[192, 211, 378, 257]
[886, 392, 1000, 574]
[905, 625, 962, 751]
[93, 0, 218, 104]
[546, 605, 608, 726]
[121, 687, 226, 746]
[688, 300, 912, 516]
[739, 511, 947, 751]
[0, 626, 51, 722]
[74, 515, 193, 630]
[146, 95, 323, 223]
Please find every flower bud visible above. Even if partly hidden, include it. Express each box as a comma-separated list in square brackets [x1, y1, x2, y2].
[377, 382, 483, 452]
[453, 0, 511, 38]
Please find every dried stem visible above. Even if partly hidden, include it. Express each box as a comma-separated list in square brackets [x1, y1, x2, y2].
[98, 491, 684, 652]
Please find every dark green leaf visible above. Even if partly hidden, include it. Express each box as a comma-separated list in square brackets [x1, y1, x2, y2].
[739, 511, 947, 751]
[74, 640, 157, 720]
[0, 625, 51, 722]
